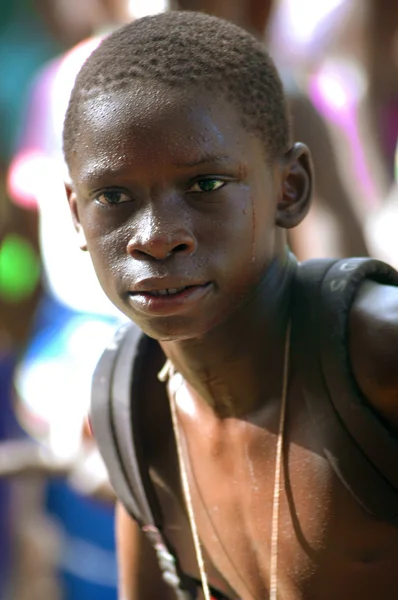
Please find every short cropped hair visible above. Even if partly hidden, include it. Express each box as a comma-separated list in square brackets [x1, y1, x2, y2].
[63, 11, 290, 166]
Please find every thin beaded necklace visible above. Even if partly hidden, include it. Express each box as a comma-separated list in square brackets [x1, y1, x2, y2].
[158, 320, 291, 600]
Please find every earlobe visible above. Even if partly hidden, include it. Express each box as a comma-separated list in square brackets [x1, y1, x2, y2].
[275, 142, 313, 229]
[65, 183, 88, 251]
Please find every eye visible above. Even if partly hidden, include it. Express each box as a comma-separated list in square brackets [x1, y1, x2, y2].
[94, 190, 132, 205]
[188, 178, 226, 193]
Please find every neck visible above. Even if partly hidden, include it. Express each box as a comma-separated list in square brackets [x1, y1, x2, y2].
[160, 253, 297, 418]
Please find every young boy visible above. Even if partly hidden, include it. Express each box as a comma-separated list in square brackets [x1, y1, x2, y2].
[63, 11, 398, 600]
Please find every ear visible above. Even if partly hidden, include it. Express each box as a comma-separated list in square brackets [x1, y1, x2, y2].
[275, 143, 313, 229]
[65, 183, 88, 251]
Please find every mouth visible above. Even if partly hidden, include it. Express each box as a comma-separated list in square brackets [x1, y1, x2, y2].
[128, 282, 212, 316]
[144, 285, 191, 297]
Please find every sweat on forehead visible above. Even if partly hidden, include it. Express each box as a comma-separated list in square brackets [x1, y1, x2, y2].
[63, 11, 291, 168]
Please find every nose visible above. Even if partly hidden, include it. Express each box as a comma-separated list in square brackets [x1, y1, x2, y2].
[126, 206, 196, 261]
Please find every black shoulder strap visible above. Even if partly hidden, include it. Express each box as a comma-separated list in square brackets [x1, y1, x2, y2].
[295, 257, 398, 523]
[91, 323, 197, 599]
[319, 259, 398, 487]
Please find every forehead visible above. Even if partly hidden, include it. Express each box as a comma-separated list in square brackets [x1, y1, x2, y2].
[70, 85, 261, 182]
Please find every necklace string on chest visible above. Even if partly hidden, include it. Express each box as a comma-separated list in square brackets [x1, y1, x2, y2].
[158, 320, 291, 600]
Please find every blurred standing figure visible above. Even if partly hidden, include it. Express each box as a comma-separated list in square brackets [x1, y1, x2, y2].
[271, 0, 398, 265]
[364, 0, 398, 182]
[176, 0, 370, 259]
[360, 0, 398, 265]
[6, 3, 146, 599]
[369, 142, 398, 268]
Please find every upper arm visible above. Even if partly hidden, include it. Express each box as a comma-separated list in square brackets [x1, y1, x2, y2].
[349, 281, 398, 430]
[116, 502, 176, 600]
[116, 344, 179, 599]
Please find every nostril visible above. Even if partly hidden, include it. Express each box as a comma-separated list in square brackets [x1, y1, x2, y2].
[174, 243, 189, 253]
[127, 240, 193, 260]
[130, 248, 148, 259]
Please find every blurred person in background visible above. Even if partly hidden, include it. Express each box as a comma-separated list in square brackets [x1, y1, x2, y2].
[369, 140, 398, 268]
[360, 0, 398, 266]
[5, 2, 147, 599]
[0, 0, 64, 596]
[271, 0, 398, 266]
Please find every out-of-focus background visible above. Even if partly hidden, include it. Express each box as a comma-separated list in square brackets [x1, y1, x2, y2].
[0, 0, 397, 598]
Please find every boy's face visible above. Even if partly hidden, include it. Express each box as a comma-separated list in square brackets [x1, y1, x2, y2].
[67, 86, 309, 340]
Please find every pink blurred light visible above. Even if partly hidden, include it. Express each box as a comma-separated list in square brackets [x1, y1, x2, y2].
[309, 70, 378, 208]
[7, 150, 50, 209]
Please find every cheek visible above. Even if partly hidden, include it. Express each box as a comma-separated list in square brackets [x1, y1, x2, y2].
[81, 212, 127, 276]
[230, 200, 276, 303]
[207, 202, 268, 299]
[252, 199, 276, 261]
[81, 204, 122, 246]
[249, 180, 278, 251]
[217, 192, 274, 265]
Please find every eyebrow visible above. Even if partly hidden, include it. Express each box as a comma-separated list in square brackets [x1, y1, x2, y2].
[79, 166, 124, 187]
[171, 154, 235, 169]
[79, 154, 239, 187]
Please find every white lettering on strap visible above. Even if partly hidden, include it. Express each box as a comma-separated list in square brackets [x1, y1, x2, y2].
[339, 261, 360, 272]
[330, 279, 347, 292]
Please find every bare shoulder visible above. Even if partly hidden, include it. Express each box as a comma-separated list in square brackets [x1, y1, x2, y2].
[349, 280, 398, 429]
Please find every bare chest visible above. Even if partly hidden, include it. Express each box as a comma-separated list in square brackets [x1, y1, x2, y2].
[153, 389, 398, 600]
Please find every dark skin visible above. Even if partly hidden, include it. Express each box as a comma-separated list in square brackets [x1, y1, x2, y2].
[66, 86, 398, 599]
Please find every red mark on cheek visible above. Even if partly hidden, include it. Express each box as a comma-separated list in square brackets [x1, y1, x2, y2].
[238, 162, 248, 179]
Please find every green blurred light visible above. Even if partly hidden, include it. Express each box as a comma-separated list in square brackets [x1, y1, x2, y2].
[0, 234, 40, 302]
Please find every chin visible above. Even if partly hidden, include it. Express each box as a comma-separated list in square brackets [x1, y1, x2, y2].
[129, 313, 220, 342]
